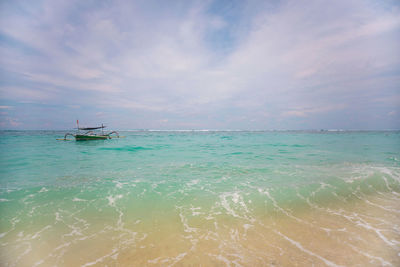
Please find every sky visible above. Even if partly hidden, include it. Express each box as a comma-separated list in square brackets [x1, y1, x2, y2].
[0, 0, 399, 130]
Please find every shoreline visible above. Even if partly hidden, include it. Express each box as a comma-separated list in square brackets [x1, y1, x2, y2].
[1, 189, 399, 266]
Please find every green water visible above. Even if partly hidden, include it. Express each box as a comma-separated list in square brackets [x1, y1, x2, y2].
[0, 131, 399, 266]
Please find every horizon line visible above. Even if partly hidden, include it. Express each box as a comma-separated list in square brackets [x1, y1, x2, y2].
[1, 129, 399, 132]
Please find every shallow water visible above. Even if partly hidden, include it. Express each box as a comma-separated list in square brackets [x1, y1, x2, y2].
[0, 131, 399, 266]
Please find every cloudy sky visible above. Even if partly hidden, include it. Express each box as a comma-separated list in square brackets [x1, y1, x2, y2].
[0, 0, 399, 130]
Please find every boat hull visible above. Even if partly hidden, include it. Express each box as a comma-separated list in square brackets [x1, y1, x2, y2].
[75, 135, 109, 141]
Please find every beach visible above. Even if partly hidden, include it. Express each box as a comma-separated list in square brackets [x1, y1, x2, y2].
[0, 131, 399, 266]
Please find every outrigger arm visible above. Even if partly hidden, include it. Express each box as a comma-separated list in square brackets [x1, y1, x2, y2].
[63, 133, 75, 140]
[107, 131, 120, 138]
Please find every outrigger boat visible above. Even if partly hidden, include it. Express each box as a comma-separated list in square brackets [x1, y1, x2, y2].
[59, 120, 121, 141]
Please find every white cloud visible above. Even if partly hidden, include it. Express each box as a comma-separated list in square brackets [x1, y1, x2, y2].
[282, 104, 347, 117]
[0, 117, 21, 127]
[0, 0, 399, 129]
[0, 86, 55, 101]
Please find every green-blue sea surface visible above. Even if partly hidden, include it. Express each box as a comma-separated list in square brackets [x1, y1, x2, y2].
[0, 130, 399, 266]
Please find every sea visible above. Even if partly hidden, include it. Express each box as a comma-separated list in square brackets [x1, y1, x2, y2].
[0, 130, 399, 266]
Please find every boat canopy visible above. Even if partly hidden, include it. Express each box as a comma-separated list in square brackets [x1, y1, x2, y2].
[78, 126, 106, 130]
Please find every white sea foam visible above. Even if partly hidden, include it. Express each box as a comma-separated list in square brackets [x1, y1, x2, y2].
[330, 208, 398, 248]
[347, 243, 393, 266]
[169, 252, 188, 266]
[81, 248, 119, 267]
[230, 228, 240, 242]
[219, 191, 253, 221]
[243, 224, 252, 231]
[274, 230, 343, 267]
[220, 192, 239, 218]
[210, 253, 232, 266]
[190, 206, 202, 216]
[72, 197, 87, 202]
[261, 189, 313, 226]
[148, 252, 187, 266]
[187, 179, 199, 187]
[364, 199, 400, 214]
[38, 187, 48, 193]
[356, 221, 397, 247]
[232, 192, 240, 204]
[178, 209, 197, 233]
[55, 212, 61, 222]
[114, 181, 128, 189]
[31, 225, 51, 240]
[32, 259, 44, 267]
[14, 242, 32, 267]
[107, 194, 123, 206]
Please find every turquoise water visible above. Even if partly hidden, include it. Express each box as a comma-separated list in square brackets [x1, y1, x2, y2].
[1, 131, 400, 266]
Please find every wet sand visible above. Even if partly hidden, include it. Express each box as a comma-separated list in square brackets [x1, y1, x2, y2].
[2, 190, 399, 266]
